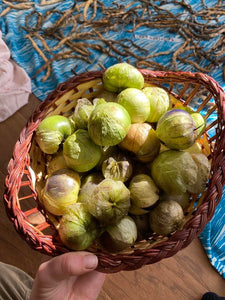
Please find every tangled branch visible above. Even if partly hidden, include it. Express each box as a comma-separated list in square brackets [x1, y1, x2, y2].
[16, 0, 225, 81]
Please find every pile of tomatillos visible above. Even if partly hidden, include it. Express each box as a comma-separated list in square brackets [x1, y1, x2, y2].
[35, 63, 211, 253]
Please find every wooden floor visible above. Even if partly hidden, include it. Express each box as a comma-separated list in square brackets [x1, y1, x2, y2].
[0, 94, 224, 300]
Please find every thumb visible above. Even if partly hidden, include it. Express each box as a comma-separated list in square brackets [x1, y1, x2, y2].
[37, 252, 98, 284]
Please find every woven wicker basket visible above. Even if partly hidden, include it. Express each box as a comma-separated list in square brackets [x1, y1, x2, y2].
[4, 69, 225, 273]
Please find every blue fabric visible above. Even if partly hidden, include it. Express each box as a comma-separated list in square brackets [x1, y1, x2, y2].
[0, 0, 224, 277]
[0, 1, 224, 100]
[199, 187, 225, 279]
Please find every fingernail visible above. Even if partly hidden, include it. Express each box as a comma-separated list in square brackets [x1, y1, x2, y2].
[84, 254, 98, 269]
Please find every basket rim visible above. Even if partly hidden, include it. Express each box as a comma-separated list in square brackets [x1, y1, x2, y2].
[3, 68, 225, 273]
[37, 69, 225, 118]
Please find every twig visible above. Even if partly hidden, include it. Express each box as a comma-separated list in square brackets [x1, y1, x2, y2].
[83, 0, 94, 21]
[20, 0, 224, 81]
[25, 34, 48, 63]
[172, 40, 191, 71]
[32, 32, 52, 53]
[2, 0, 34, 9]
[40, 0, 63, 5]
[0, 7, 11, 17]
[4, 0, 30, 2]
[34, 52, 91, 81]
[25, 34, 52, 81]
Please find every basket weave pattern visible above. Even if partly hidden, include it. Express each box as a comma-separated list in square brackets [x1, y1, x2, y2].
[4, 70, 225, 273]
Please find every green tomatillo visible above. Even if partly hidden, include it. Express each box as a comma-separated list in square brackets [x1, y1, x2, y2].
[156, 109, 198, 150]
[129, 174, 159, 209]
[99, 216, 137, 253]
[151, 150, 210, 196]
[149, 200, 184, 236]
[36, 115, 73, 154]
[102, 153, 133, 182]
[119, 123, 160, 162]
[88, 102, 131, 146]
[142, 86, 171, 122]
[117, 88, 150, 123]
[150, 150, 198, 195]
[84, 178, 131, 225]
[187, 153, 211, 194]
[191, 112, 206, 138]
[63, 129, 102, 172]
[73, 98, 94, 130]
[78, 172, 104, 206]
[58, 203, 100, 251]
[103, 62, 144, 93]
[41, 168, 80, 216]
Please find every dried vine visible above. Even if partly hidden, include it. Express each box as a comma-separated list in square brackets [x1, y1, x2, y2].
[13, 0, 224, 81]
[0, 0, 34, 16]
[0, 0, 63, 17]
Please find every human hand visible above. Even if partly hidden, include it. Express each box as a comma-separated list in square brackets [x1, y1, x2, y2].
[30, 252, 105, 300]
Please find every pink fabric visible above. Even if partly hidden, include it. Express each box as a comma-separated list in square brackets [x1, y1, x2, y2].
[0, 31, 31, 122]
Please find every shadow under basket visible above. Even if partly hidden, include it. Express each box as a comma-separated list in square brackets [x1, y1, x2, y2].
[4, 69, 225, 273]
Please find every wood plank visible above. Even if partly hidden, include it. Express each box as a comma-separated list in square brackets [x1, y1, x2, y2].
[98, 239, 225, 300]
